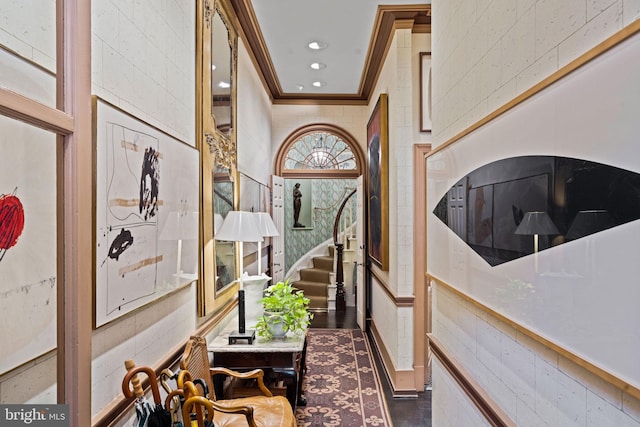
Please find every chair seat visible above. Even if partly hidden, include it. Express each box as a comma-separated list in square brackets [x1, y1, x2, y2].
[213, 395, 295, 427]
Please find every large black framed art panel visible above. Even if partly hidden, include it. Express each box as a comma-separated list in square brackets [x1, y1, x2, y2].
[367, 94, 389, 270]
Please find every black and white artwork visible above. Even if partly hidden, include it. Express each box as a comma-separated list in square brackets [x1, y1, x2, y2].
[427, 32, 640, 390]
[94, 98, 199, 327]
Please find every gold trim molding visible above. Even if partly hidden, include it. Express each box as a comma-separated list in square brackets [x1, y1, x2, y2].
[206, 132, 236, 170]
[204, 0, 213, 28]
[428, 334, 516, 427]
[429, 274, 640, 401]
[427, 20, 640, 159]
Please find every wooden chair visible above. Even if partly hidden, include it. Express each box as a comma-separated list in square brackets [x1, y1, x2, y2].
[179, 335, 296, 427]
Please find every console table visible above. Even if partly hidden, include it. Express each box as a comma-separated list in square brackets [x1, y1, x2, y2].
[208, 329, 308, 410]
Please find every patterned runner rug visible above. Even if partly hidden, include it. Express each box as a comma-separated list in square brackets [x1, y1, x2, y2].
[296, 329, 394, 426]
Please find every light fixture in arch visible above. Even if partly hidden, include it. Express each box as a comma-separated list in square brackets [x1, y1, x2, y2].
[275, 124, 364, 178]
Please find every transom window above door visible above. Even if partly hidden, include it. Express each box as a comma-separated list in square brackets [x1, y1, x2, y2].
[285, 131, 356, 171]
[276, 124, 364, 179]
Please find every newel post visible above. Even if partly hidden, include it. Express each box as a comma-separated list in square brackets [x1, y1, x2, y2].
[335, 242, 346, 311]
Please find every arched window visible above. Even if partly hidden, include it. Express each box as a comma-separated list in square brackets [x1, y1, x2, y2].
[285, 131, 356, 170]
[275, 124, 363, 178]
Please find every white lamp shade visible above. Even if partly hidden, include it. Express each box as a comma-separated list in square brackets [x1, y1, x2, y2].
[254, 212, 279, 237]
[214, 213, 225, 234]
[214, 211, 263, 242]
[514, 211, 559, 235]
[159, 211, 199, 240]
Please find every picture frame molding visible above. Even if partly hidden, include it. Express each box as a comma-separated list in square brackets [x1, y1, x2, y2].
[92, 96, 199, 329]
[419, 51, 432, 133]
[367, 93, 389, 270]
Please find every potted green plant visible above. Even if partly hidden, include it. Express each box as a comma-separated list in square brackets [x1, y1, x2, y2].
[255, 279, 313, 339]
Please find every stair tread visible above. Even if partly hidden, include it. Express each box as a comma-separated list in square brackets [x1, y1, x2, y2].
[313, 257, 333, 267]
[301, 267, 331, 273]
[293, 279, 330, 286]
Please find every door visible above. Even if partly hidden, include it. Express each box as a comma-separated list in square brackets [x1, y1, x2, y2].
[271, 175, 285, 283]
[356, 175, 366, 330]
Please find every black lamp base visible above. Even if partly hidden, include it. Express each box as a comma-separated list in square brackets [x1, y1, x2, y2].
[229, 329, 255, 345]
[229, 288, 255, 344]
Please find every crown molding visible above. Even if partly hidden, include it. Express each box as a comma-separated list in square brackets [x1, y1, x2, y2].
[231, 1, 431, 104]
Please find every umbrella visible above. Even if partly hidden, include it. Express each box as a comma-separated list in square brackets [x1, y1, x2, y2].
[159, 368, 184, 427]
[122, 360, 172, 427]
[159, 369, 211, 426]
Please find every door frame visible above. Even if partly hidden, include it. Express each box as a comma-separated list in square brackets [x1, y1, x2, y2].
[356, 175, 366, 329]
[413, 143, 431, 387]
[270, 175, 285, 283]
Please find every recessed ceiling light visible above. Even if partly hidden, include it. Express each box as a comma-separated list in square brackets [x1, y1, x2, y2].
[218, 81, 230, 88]
[211, 64, 217, 70]
[312, 81, 325, 88]
[308, 41, 327, 50]
[296, 84, 305, 91]
[310, 62, 326, 70]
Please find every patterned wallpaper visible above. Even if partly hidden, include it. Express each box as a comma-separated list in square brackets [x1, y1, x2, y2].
[285, 178, 357, 273]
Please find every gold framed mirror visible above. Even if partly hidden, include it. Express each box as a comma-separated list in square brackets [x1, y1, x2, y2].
[211, 8, 233, 137]
[212, 166, 236, 292]
[198, 0, 239, 316]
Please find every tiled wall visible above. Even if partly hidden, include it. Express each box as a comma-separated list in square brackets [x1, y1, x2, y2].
[92, 0, 195, 144]
[371, 276, 415, 372]
[0, 0, 55, 71]
[432, 357, 491, 426]
[389, 29, 416, 297]
[271, 104, 368, 161]
[91, 284, 198, 417]
[237, 38, 273, 186]
[431, 0, 640, 148]
[433, 283, 640, 426]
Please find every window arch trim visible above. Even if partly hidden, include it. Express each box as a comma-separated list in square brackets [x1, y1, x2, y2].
[274, 123, 364, 178]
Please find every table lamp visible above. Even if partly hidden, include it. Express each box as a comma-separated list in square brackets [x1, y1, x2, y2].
[160, 210, 199, 281]
[515, 211, 559, 272]
[214, 211, 263, 344]
[566, 209, 615, 240]
[515, 211, 559, 252]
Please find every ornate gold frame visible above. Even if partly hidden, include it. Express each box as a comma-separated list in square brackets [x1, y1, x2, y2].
[198, 0, 240, 316]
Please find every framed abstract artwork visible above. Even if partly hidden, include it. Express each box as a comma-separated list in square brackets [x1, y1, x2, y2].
[419, 52, 432, 133]
[367, 94, 389, 270]
[93, 97, 199, 328]
[0, 118, 57, 374]
[427, 31, 640, 392]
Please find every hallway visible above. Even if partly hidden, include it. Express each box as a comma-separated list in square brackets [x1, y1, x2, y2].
[309, 308, 432, 426]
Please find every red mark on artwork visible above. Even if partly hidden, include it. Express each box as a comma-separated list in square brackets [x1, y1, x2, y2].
[0, 188, 25, 261]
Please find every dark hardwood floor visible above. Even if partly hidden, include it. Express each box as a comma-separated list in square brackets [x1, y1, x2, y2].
[309, 307, 432, 427]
